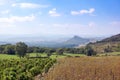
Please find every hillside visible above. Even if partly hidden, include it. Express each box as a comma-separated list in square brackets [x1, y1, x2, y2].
[99, 34, 120, 42]
[64, 36, 90, 45]
[88, 33, 120, 53]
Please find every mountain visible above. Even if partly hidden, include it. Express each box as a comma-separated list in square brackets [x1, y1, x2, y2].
[88, 33, 120, 53]
[25, 36, 91, 48]
[0, 35, 99, 48]
[64, 36, 90, 45]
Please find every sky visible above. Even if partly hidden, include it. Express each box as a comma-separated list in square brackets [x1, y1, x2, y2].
[0, 0, 120, 38]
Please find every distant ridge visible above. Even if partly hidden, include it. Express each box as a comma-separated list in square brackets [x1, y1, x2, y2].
[0, 35, 99, 48]
[64, 35, 90, 45]
[25, 35, 91, 48]
[99, 34, 120, 42]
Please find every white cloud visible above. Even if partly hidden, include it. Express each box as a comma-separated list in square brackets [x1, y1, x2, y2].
[53, 24, 69, 27]
[88, 22, 96, 27]
[71, 11, 79, 15]
[71, 8, 95, 15]
[12, 3, 49, 8]
[49, 8, 61, 17]
[0, 10, 10, 14]
[0, 14, 35, 23]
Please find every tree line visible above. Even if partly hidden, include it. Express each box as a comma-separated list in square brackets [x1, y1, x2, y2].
[0, 42, 28, 58]
[0, 42, 96, 57]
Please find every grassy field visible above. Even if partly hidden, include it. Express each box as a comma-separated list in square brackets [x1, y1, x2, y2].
[0, 52, 120, 59]
[98, 52, 120, 56]
[29, 53, 85, 58]
[44, 56, 120, 80]
[0, 53, 85, 59]
[0, 54, 19, 59]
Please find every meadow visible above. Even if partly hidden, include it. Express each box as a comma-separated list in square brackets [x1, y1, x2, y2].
[98, 52, 120, 56]
[0, 53, 85, 59]
[0, 54, 19, 59]
[45, 56, 120, 80]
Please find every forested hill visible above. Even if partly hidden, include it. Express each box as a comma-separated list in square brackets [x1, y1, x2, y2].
[99, 34, 120, 42]
[88, 33, 120, 53]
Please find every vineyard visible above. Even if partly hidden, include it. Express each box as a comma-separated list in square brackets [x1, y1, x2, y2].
[45, 56, 120, 80]
[0, 58, 56, 80]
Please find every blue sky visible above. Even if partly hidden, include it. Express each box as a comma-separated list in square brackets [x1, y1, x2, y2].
[0, 0, 120, 38]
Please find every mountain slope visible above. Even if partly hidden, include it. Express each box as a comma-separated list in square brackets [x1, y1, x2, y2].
[99, 34, 120, 42]
[88, 33, 120, 53]
[64, 36, 90, 45]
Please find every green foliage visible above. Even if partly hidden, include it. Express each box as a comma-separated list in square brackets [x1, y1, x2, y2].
[85, 46, 97, 56]
[3, 45, 15, 55]
[56, 48, 64, 55]
[64, 48, 86, 54]
[0, 54, 19, 59]
[30, 66, 41, 76]
[0, 44, 15, 55]
[15, 42, 28, 58]
[45, 49, 55, 57]
[0, 58, 56, 80]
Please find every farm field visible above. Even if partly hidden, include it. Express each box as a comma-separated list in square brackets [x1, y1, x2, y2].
[30, 53, 85, 58]
[0, 54, 19, 59]
[0, 58, 56, 80]
[1, 52, 120, 80]
[45, 56, 120, 80]
[1, 52, 119, 60]
[0, 53, 85, 59]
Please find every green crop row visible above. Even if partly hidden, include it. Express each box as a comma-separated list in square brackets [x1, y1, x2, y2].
[0, 58, 56, 80]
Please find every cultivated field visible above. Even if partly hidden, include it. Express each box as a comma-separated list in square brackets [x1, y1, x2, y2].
[45, 56, 120, 80]
[0, 53, 85, 59]
[0, 54, 19, 59]
[0, 58, 56, 80]
[1, 52, 120, 80]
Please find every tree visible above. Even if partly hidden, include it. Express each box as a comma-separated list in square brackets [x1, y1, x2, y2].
[15, 42, 28, 58]
[85, 46, 96, 56]
[56, 48, 64, 55]
[0, 46, 4, 53]
[3, 45, 15, 55]
[27, 47, 34, 53]
[33, 47, 39, 53]
[45, 49, 54, 57]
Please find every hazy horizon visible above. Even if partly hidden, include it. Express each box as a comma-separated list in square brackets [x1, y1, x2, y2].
[0, 0, 120, 39]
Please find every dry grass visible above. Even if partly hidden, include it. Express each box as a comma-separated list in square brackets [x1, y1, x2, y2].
[44, 56, 120, 80]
